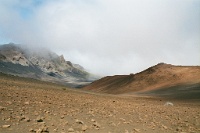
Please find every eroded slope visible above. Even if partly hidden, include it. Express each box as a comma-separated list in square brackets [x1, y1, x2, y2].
[84, 63, 200, 95]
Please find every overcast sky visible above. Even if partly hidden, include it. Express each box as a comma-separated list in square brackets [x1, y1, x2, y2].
[0, 0, 200, 76]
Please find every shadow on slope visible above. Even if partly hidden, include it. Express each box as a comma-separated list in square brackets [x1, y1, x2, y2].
[0, 61, 43, 78]
[137, 83, 200, 100]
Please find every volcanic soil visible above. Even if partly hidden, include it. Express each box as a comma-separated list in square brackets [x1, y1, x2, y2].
[84, 63, 200, 95]
[0, 72, 200, 133]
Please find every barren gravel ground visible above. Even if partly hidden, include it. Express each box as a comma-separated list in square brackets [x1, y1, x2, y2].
[0, 73, 200, 133]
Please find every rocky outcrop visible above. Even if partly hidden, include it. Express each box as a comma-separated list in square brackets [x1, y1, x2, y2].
[0, 53, 6, 60]
[0, 43, 98, 87]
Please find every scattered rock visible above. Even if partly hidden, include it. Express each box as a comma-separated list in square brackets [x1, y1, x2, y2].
[2, 125, 11, 128]
[29, 128, 35, 132]
[91, 119, 95, 122]
[75, 119, 84, 124]
[164, 102, 174, 106]
[64, 121, 68, 125]
[60, 115, 65, 119]
[0, 106, 6, 111]
[133, 128, 140, 132]
[68, 127, 74, 132]
[41, 126, 49, 132]
[25, 117, 31, 122]
[44, 110, 50, 114]
[19, 115, 26, 121]
[7, 101, 12, 105]
[24, 101, 30, 105]
[93, 122, 101, 129]
[0, 67, 200, 133]
[53, 128, 58, 131]
[162, 125, 168, 129]
[36, 116, 44, 122]
[82, 125, 88, 131]
[36, 128, 43, 133]
[176, 127, 182, 131]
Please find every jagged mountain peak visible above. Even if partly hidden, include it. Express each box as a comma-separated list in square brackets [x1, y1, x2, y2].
[0, 43, 98, 87]
[59, 55, 65, 63]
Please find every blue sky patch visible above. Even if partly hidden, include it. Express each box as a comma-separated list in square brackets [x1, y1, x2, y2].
[19, 7, 33, 19]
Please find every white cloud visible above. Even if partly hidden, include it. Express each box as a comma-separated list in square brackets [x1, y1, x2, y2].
[0, 0, 200, 76]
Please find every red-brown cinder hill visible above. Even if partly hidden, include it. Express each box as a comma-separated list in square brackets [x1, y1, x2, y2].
[83, 63, 200, 95]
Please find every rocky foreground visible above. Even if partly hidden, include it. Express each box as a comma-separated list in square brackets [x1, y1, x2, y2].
[0, 73, 200, 133]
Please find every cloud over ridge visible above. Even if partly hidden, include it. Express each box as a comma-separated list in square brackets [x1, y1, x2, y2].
[0, 0, 200, 76]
